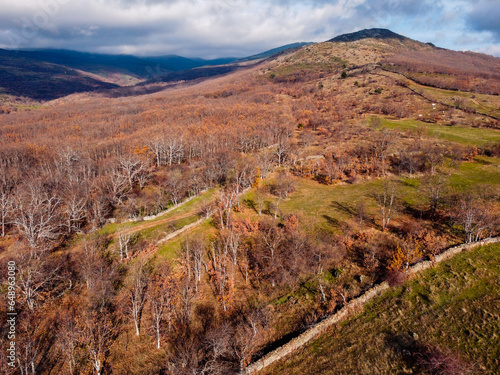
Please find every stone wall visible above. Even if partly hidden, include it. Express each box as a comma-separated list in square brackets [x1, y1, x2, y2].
[242, 237, 500, 374]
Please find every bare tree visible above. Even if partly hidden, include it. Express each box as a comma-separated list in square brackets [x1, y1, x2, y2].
[181, 236, 205, 291]
[200, 202, 215, 219]
[61, 187, 87, 234]
[128, 260, 150, 336]
[424, 143, 444, 175]
[0, 184, 13, 237]
[136, 167, 152, 191]
[232, 156, 256, 194]
[257, 150, 275, 178]
[324, 151, 351, 182]
[88, 184, 109, 229]
[220, 227, 241, 289]
[163, 169, 187, 206]
[79, 238, 118, 312]
[118, 155, 146, 189]
[270, 171, 296, 219]
[176, 273, 195, 325]
[398, 148, 420, 177]
[108, 167, 129, 205]
[81, 311, 114, 375]
[12, 183, 62, 257]
[234, 308, 267, 370]
[356, 200, 366, 231]
[453, 193, 497, 243]
[206, 241, 230, 311]
[165, 134, 185, 166]
[422, 173, 448, 216]
[16, 312, 44, 375]
[224, 227, 241, 266]
[149, 265, 176, 349]
[16, 254, 61, 311]
[216, 185, 238, 229]
[258, 220, 284, 287]
[374, 180, 397, 231]
[273, 139, 292, 167]
[269, 123, 294, 167]
[147, 135, 166, 167]
[254, 185, 267, 216]
[117, 227, 133, 261]
[202, 323, 235, 374]
[57, 306, 80, 375]
[372, 129, 393, 176]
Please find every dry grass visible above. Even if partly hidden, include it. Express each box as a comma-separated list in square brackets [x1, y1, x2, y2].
[261, 243, 500, 375]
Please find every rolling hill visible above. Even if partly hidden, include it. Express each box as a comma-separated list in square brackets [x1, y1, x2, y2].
[0, 43, 309, 102]
[0, 28, 499, 374]
[0, 49, 120, 101]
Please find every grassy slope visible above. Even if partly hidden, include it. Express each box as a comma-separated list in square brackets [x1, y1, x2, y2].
[379, 117, 500, 146]
[261, 243, 500, 375]
[379, 70, 500, 120]
[99, 188, 218, 236]
[238, 155, 500, 237]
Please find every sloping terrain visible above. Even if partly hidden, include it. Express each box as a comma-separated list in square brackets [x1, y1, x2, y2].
[13, 49, 238, 79]
[260, 242, 500, 375]
[0, 49, 120, 100]
[0, 29, 499, 375]
[0, 43, 307, 103]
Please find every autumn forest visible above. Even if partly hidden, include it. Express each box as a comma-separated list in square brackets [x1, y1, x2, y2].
[1, 29, 500, 374]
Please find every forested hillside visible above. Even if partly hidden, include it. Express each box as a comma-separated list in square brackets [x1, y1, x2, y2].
[0, 29, 499, 374]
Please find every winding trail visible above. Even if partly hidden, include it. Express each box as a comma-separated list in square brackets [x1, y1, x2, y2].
[156, 218, 207, 244]
[242, 237, 500, 375]
[110, 211, 197, 240]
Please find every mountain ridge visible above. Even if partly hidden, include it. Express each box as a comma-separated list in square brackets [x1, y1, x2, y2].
[0, 42, 309, 101]
[328, 28, 407, 43]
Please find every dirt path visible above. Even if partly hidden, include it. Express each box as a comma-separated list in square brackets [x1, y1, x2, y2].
[110, 211, 198, 239]
[108, 193, 202, 224]
[156, 218, 207, 244]
[241, 237, 500, 375]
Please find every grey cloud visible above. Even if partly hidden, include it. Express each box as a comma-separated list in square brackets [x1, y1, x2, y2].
[467, 0, 500, 41]
[0, 0, 496, 57]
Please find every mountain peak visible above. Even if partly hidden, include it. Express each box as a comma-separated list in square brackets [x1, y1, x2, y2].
[328, 28, 406, 43]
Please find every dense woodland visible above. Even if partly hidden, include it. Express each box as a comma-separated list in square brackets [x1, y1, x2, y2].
[1, 37, 500, 374]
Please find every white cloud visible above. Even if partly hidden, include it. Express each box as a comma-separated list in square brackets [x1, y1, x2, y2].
[0, 0, 497, 57]
[477, 44, 500, 57]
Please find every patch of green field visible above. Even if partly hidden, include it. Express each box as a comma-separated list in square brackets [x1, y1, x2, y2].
[261, 243, 500, 375]
[138, 214, 201, 242]
[156, 220, 216, 259]
[280, 178, 379, 230]
[98, 188, 218, 236]
[239, 155, 499, 236]
[239, 177, 385, 233]
[449, 156, 500, 190]
[379, 117, 500, 146]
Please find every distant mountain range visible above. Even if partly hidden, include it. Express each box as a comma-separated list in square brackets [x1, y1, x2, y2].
[0, 43, 314, 100]
[1, 28, 498, 102]
[9, 49, 238, 77]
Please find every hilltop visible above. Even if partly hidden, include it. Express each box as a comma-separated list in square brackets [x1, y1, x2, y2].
[328, 28, 407, 42]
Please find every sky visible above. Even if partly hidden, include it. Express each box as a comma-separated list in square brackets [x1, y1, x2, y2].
[0, 0, 499, 58]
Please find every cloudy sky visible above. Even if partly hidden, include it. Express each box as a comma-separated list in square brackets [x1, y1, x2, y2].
[0, 0, 499, 58]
